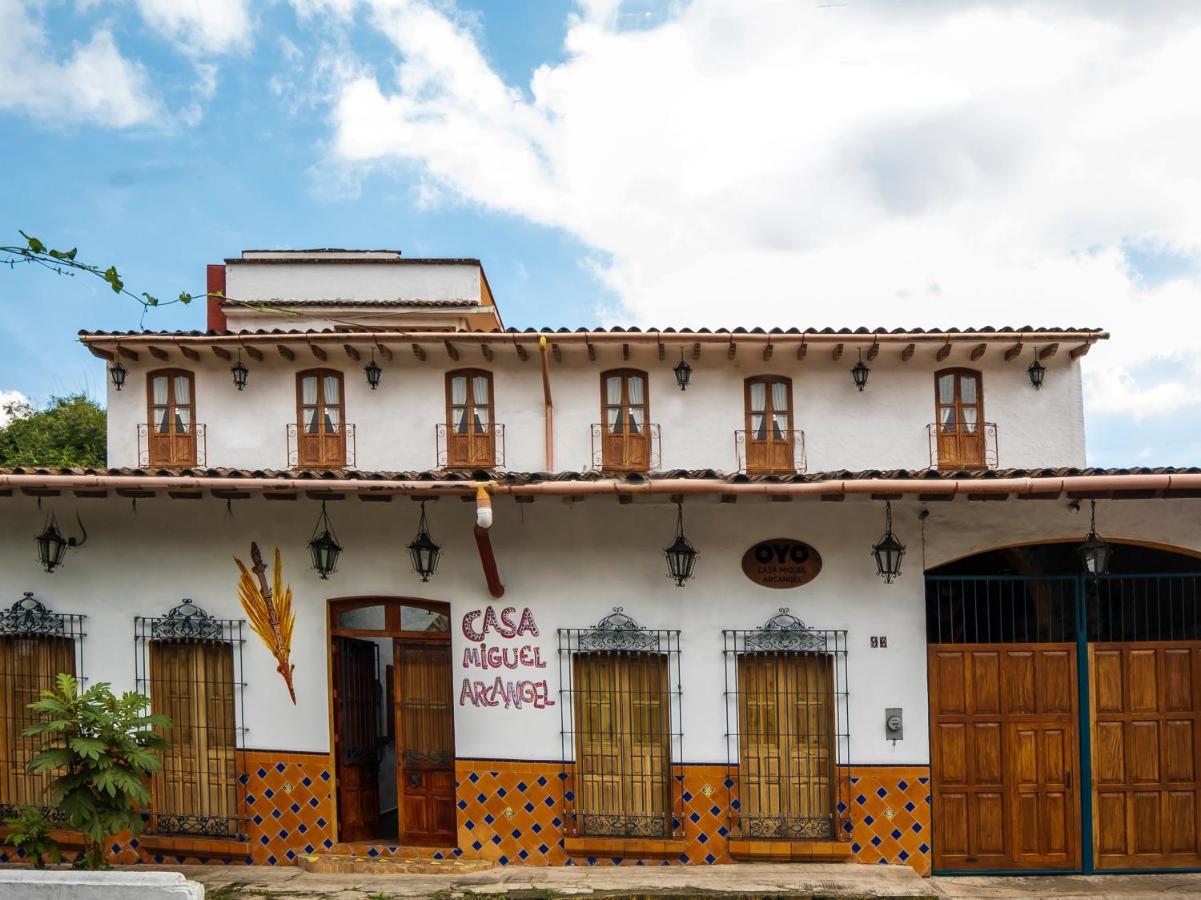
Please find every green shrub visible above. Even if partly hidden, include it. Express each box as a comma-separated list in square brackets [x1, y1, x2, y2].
[2, 806, 61, 869]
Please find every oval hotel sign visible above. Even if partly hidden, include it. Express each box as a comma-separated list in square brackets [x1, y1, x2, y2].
[741, 538, 822, 589]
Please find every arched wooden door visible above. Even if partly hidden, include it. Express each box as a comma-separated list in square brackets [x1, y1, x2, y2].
[147, 370, 197, 466]
[600, 369, 650, 472]
[935, 369, 985, 470]
[445, 369, 495, 468]
[744, 376, 795, 474]
[297, 370, 346, 467]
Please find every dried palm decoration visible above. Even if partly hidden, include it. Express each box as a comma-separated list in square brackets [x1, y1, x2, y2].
[234, 542, 296, 704]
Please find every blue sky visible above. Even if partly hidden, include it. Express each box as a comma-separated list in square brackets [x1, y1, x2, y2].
[2, 0, 1200, 466]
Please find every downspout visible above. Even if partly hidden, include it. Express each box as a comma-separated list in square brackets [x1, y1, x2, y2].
[538, 336, 554, 471]
[473, 485, 505, 598]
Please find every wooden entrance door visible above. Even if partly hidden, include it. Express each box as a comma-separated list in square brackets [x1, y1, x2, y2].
[600, 370, 650, 472]
[397, 640, 455, 845]
[744, 377, 795, 475]
[333, 637, 381, 842]
[297, 370, 347, 467]
[928, 643, 1080, 871]
[445, 370, 495, 468]
[935, 369, 985, 470]
[1090, 642, 1201, 869]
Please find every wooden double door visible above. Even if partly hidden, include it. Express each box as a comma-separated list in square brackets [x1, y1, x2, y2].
[929, 640, 1201, 872]
[332, 603, 455, 847]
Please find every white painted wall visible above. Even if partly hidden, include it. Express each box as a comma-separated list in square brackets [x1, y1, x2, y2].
[224, 262, 482, 304]
[4, 492, 1193, 768]
[105, 341, 1086, 472]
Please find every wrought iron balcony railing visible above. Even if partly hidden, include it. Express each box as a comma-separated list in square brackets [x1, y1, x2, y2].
[928, 420, 999, 471]
[735, 429, 807, 475]
[287, 422, 356, 469]
[591, 422, 661, 473]
[436, 423, 505, 469]
[138, 423, 206, 468]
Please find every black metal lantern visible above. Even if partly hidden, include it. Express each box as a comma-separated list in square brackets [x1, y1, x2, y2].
[109, 358, 127, 391]
[365, 352, 382, 390]
[673, 351, 692, 391]
[871, 501, 906, 583]
[664, 502, 698, 587]
[1077, 499, 1113, 576]
[35, 512, 86, 573]
[851, 350, 870, 392]
[231, 351, 249, 391]
[308, 502, 343, 579]
[1027, 352, 1046, 390]
[408, 501, 441, 582]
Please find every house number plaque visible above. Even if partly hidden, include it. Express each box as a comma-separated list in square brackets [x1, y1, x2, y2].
[741, 539, 822, 589]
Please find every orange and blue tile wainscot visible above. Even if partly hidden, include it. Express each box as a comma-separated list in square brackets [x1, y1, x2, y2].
[0, 754, 928, 875]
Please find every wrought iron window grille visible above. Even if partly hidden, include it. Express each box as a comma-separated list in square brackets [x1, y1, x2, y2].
[0, 593, 85, 824]
[559, 608, 684, 839]
[723, 609, 850, 842]
[135, 600, 247, 840]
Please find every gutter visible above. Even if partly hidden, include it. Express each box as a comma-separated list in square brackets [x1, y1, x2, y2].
[473, 485, 504, 598]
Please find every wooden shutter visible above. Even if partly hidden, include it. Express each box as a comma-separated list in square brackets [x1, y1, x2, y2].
[0, 636, 74, 809]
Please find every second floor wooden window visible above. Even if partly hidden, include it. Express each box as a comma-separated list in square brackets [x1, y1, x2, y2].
[935, 368, 985, 470]
[600, 369, 650, 472]
[147, 370, 197, 466]
[745, 376, 795, 474]
[445, 369, 495, 468]
[297, 370, 346, 468]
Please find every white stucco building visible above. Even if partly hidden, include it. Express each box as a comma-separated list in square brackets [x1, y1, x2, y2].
[1, 249, 1197, 877]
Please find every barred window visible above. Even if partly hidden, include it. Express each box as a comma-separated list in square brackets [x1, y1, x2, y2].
[560, 608, 682, 838]
[0, 593, 84, 823]
[724, 610, 849, 841]
[136, 601, 245, 838]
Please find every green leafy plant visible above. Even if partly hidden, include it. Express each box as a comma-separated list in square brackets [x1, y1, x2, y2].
[24, 674, 170, 869]
[0, 394, 105, 468]
[2, 805, 61, 869]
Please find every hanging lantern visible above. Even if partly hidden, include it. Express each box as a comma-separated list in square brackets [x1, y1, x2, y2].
[231, 351, 249, 391]
[109, 358, 128, 391]
[851, 350, 870, 392]
[664, 502, 698, 587]
[1077, 499, 1113, 576]
[1027, 351, 1046, 390]
[364, 351, 382, 390]
[408, 501, 441, 582]
[673, 350, 692, 391]
[307, 501, 343, 579]
[34, 512, 86, 573]
[871, 501, 905, 583]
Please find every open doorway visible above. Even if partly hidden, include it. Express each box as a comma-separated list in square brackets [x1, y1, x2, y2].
[329, 598, 455, 846]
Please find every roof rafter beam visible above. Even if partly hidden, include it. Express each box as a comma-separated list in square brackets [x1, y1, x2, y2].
[147, 346, 169, 361]
[117, 346, 139, 361]
[343, 344, 361, 361]
[727, 340, 737, 360]
[481, 342, 493, 361]
[1004, 341, 1023, 362]
[1069, 342, 1092, 360]
[276, 344, 295, 361]
[411, 343, 426, 362]
[832, 343, 843, 361]
[692, 342, 701, 361]
[444, 339, 459, 362]
[865, 342, 879, 362]
[212, 346, 232, 361]
[901, 343, 915, 362]
[242, 344, 263, 362]
[796, 341, 807, 361]
[308, 342, 327, 362]
[1039, 342, 1060, 361]
[935, 342, 952, 362]
[763, 342, 774, 361]
[970, 343, 987, 361]
[552, 343, 562, 363]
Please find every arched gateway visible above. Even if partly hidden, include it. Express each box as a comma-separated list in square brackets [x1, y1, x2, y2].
[926, 542, 1201, 874]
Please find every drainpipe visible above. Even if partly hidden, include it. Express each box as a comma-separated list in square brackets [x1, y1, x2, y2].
[539, 336, 554, 472]
[473, 485, 504, 598]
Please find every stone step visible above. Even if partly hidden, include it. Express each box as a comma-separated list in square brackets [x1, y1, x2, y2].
[296, 851, 494, 876]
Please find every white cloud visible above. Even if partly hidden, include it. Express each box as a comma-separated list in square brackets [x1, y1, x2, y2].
[0, 0, 162, 127]
[321, 0, 1201, 420]
[132, 0, 254, 56]
[0, 390, 30, 426]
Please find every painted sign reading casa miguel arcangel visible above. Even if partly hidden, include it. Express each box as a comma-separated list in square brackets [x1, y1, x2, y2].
[458, 605, 555, 710]
[741, 538, 822, 589]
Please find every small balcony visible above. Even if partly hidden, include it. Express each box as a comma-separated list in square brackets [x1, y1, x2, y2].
[591, 422, 661, 473]
[735, 429, 807, 475]
[928, 420, 998, 471]
[138, 423, 206, 468]
[436, 423, 505, 469]
[287, 422, 356, 469]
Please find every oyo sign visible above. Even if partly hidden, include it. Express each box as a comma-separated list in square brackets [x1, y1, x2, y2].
[741, 538, 822, 589]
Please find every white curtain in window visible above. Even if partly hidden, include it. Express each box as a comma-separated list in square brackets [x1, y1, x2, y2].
[961, 376, 977, 405]
[153, 376, 168, 406]
[302, 376, 318, 406]
[627, 376, 644, 432]
[938, 373, 955, 404]
[940, 406, 956, 431]
[451, 376, 469, 432]
[605, 377, 621, 432]
[173, 376, 191, 431]
[963, 407, 978, 432]
[323, 376, 341, 430]
[472, 376, 490, 432]
[771, 381, 789, 438]
[749, 381, 766, 438]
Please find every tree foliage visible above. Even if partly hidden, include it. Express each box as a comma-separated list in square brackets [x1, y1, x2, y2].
[24, 674, 170, 869]
[0, 394, 106, 468]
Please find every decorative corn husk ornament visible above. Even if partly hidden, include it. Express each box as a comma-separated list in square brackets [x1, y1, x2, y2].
[235, 542, 297, 704]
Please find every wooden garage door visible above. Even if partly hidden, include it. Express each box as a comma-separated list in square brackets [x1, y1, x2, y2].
[1091, 642, 1201, 869]
[929, 644, 1080, 871]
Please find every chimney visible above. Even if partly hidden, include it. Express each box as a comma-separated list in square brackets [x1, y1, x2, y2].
[206, 264, 227, 332]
